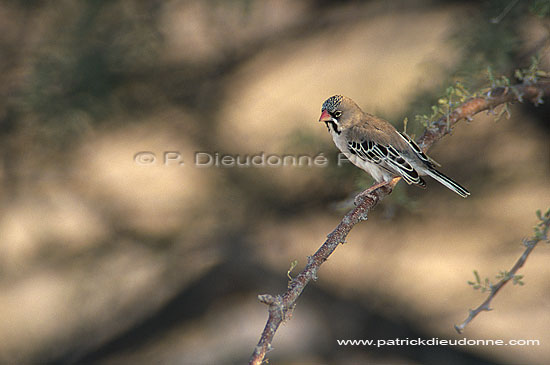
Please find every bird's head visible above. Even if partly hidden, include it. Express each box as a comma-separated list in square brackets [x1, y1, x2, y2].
[319, 95, 361, 133]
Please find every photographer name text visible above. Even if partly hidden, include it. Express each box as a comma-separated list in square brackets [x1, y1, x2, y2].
[134, 151, 351, 167]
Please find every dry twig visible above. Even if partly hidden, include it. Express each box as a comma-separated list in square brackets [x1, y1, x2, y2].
[455, 211, 550, 333]
[249, 80, 550, 365]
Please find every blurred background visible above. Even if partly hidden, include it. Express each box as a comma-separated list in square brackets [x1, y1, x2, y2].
[0, 0, 549, 364]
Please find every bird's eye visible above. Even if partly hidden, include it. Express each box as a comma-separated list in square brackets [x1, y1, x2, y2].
[334, 111, 342, 118]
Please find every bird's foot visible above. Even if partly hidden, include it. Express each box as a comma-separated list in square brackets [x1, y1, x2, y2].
[354, 177, 400, 206]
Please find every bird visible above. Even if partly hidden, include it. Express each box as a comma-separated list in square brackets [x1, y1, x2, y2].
[319, 95, 470, 198]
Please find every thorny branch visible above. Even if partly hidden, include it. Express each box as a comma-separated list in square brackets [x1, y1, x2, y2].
[249, 80, 550, 365]
[455, 210, 550, 333]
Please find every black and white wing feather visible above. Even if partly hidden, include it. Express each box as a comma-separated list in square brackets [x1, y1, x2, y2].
[397, 131, 470, 197]
[347, 139, 426, 187]
[396, 131, 440, 167]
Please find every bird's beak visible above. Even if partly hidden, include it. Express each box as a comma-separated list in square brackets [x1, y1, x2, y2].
[319, 110, 332, 123]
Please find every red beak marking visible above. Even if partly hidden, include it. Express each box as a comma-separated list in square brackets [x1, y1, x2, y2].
[319, 110, 332, 122]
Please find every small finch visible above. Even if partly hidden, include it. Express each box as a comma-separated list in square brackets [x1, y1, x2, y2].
[319, 95, 470, 197]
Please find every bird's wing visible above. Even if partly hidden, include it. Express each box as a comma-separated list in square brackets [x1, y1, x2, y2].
[344, 126, 426, 186]
[395, 131, 440, 167]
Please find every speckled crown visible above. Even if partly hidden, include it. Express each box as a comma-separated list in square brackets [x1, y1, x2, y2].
[321, 95, 343, 113]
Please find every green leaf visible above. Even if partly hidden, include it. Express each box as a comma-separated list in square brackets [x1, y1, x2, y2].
[512, 274, 524, 286]
[474, 270, 481, 284]
[287, 260, 298, 280]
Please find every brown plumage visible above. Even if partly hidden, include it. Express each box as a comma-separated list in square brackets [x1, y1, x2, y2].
[319, 95, 470, 197]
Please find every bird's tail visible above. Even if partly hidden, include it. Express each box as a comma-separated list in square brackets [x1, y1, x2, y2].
[424, 168, 470, 198]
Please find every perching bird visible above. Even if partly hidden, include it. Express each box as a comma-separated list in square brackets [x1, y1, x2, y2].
[319, 95, 470, 198]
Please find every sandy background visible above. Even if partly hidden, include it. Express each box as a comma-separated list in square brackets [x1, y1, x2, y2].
[0, 0, 549, 364]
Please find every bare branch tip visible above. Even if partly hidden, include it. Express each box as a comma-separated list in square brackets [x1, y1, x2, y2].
[258, 294, 276, 305]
